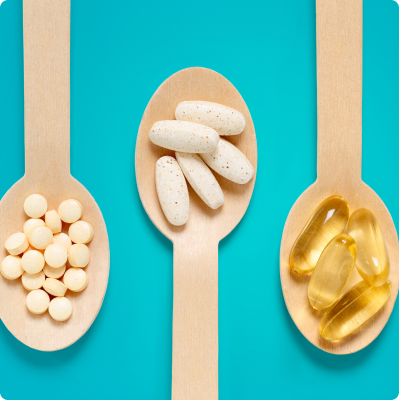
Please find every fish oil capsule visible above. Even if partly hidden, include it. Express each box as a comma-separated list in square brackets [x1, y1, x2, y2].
[289, 195, 349, 274]
[320, 280, 391, 341]
[348, 208, 389, 287]
[308, 234, 356, 310]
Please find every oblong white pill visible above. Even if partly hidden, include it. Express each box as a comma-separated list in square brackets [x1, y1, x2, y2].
[53, 233, 72, 252]
[23, 218, 45, 239]
[24, 194, 47, 218]
[175, 101, 246, 136]
[149, 120, 219, 153]
[63, 268, 88, 292]
[45, 210, 62, 234]
[29, 227, 53, 250]
[58, 199, 83, 223]
[21, 250, 45, 274]
[155, 156, 189, 226]
[22, 271, 46, 291]
[5, 232, 29, 255]
[43, 278, 67, 297]
[44, 244, 68, 268]
[1, 255, 23, 280]
[176, 152, 224, 209]
[68, 244, 90, 268]
[68, 221, 94, 244]
[49, 297, 72, 321]
[26, 289, 50, 314]
[44, 264, 66, 279]
[200, 138, 254, 184]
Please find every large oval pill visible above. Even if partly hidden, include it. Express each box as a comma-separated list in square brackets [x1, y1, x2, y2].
[320, 280, 391, 341]
[308, 234, 356, 310]
[155, 156, 189, 226]
[289, 195, 349, 274]
[348, 208, 390, 287]
[175, 101, 245, 136]
[176, 152, 224, 209]
[199, 138, 254, 184]
[149, 120, 219, 153]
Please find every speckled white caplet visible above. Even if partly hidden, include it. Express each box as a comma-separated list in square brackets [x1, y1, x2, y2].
[155, 156, 189, 226]
[200, 138, 254, 184]
[175, 101, 246, 136]
[176, 152, 224, 210]
[149, 120, 219, 153]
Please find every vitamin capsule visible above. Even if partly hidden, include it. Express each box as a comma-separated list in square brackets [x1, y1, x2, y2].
[44, 244, 68, 268]
[68, 221, 94, 244]
[308, 234, 356, 310]
[149, 120, 219, 153]
[155, 156, 189, 226]
[26, 289, 50, 315]
[68, 244, 90, 268]
[5, 232, 29, 255]
[289, 195, 349, 274]
[1, 255, 23, 280]
[45, 210, 62, 234]
[21, 250, 45, 274]
[176, 152, 224, 209]
[200, 138, 254, 184]
[63, 268, 88, 292]
[52, 232, 72, 252]
[43, 264, 66, 279]
[348, 208, 390, 287]
[49, 297, 72, 322]
[175, 101, 246, 136]
[320, 280, 391, 341]
[24, 194, 47, 218]
[43, 278, 67, 297]
[58, 199, 83, 223]
[22, 271, 46, 291]
[23, 218, 45, 239]
[29, 226, 53, 250]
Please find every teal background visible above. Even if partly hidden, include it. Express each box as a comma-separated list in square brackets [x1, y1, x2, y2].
[0, 0, 398, 399]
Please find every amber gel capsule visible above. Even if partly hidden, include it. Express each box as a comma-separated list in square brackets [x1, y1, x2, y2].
[348, 208, 390, 286]
[308, 234, 356, 310]
[320, 280, 391, 341]
[290, 195, 350, 274]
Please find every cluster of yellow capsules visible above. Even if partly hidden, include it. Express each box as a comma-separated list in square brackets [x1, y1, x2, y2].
[290, 195, 391, 341]
[1, 194, 93, 322]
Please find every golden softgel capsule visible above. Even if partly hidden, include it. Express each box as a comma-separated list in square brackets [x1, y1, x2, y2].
[290, 195, 349, 274]
[348, 208, 390, 287]
[320, 280, 391, 341]
[308, 234, 356, 310]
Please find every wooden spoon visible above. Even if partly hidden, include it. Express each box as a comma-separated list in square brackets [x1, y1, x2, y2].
[280, 0, 398, 354]
[0, 0, 109, 351]
[136, 68, 257, 399]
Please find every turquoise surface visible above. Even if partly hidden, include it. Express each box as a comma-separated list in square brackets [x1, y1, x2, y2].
[0, 0, 398, 399]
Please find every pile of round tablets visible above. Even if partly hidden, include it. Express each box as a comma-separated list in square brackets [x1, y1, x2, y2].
[1, 194, 93, 322]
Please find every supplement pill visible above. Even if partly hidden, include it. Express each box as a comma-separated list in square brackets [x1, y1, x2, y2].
[29, 227, 53, 250]
[68, 221, 94, 244]
[49, 297, 72, 322]
[44, 264, 66, 279]
[44, 244, 68, 268]
[5, 232, 29, 255]
[21, 250, 45, 274]
[26, 289, 50, 314]
[43, 278, 67, 297]
[289, 196, 350, 274]
[52, 233, 72, 252]
[22, 271, 46, 291]
[24, 194, 47, 218]
[348, 208, 390, 287]
[68, 244, 90, 268]
[308, 234, 356, 310]
[23, 218, 45, 239]
[58, 199, 83, 223]
[63, 268, 88, 292]
[45, 210, 62, 234]
[1, 255, 23, 280]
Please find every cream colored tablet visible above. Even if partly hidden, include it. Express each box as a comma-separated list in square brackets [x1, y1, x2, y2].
[68, 244, 90, 268]
[45, 210, 62, 234]
[53, 232, 72, 251]
[176, 152, 224, 209]
[175, 101, 246, 136]
[58, 199, 83, 223]
[44, 264, 66, 279]
[23, 218, 45, 238]
[200, 138, 254, 184]
[1, 255, 23, 280]
[155, 156, 189, 226]
[68, 221, 94, 244]
[63, 268, 88, 292]
[149, 120, 219, 153]
[22, 271, 46, 291]
[24, 194, 47, 218]
[29, 226, 53, 250]
[21, 250, 45, 274]
[44, 244, 68, 268]
[26, 289, 50, 314]
[49, 297, 72, 321]
[5, 232, 29, 255]
[43, 278, 67, 297]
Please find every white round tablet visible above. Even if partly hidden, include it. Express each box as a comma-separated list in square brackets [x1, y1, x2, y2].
[49, 297, 72, 321]
[58, 199, 83, 223]
[21, 250, 45, 274]
[68, 244, 90, 268]
[5, 232, 29, 255]
[45, 210, 62, 234]
[26, 289, 50, 314]
[44, 244, 67, 268]
[23, 218, 45, 239]
[22, 271, 46, 291]
[43, 278, 67, 297]
[43, 264, 66, 279]
[24, 194, 48, 218]
[1, 255, 23, 280]
[68, 221, 94, 244]
[52, 233, 72, 251]
[29, 226, 53, 250]
[63, 268, 88, 292]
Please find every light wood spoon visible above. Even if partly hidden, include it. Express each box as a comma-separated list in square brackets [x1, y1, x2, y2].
[0, 0, 109, 351]
[280, 0, 398, 354]
[136, 67, 257, 399]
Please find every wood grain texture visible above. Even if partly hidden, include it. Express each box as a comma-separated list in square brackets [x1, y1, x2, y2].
[0, 0, 110, 351]
[135, 68, 257, 399]
[280, 0, 399, 354]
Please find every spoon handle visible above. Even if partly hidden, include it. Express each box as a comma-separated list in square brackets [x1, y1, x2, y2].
[23, 0, 70, 180]
[172, 239, 218, 400]
[316, 0, 363, 185]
